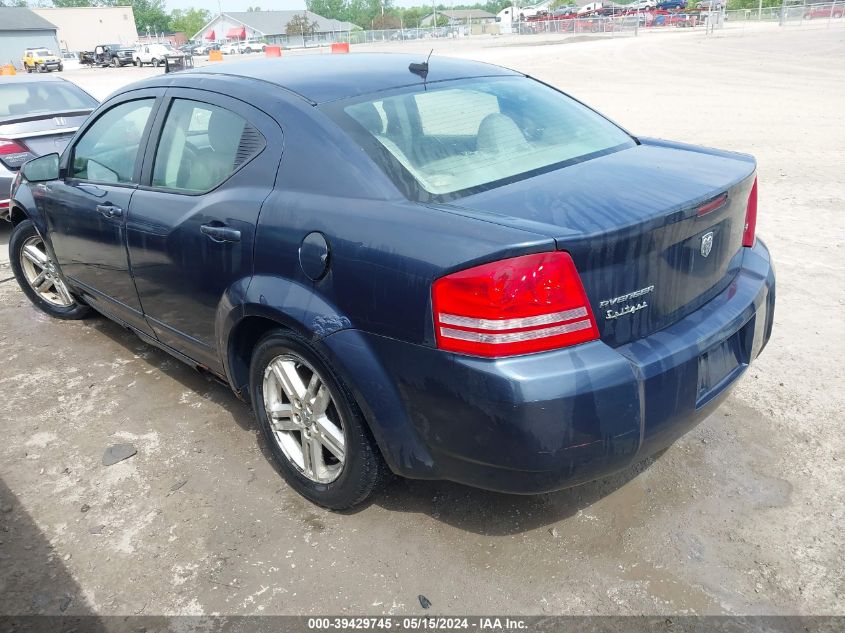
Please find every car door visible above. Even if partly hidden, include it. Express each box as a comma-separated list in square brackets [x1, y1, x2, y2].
[126, 88, 282, 372]
[42, 90, 162, 335]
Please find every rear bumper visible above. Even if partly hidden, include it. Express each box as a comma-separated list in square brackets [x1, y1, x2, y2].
[320, 239, 775, 494]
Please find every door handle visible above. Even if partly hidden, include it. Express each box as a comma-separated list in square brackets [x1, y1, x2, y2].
[200, 224, 241, 243]
[96, 204, 123, 219]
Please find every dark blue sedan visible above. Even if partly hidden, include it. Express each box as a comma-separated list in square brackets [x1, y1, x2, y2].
[5, 54, 775, 509]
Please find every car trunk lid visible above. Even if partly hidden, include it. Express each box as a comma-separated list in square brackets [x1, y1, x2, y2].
[0, 110, 90, 169]
[443, 140, 757, 347]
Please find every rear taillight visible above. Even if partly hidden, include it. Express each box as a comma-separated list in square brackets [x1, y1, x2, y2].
[0, 138, 34, 170]
[743, 176, 758, 247]
[432, 252, 599, 358]
[0, 138, 28, 155]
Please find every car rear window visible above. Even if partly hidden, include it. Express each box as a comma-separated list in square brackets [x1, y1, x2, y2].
[333, 76, 634, 199]
[0, 83, 97, 118]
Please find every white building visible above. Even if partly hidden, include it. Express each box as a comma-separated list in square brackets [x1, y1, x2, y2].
[193, 11, 358, 47]
[32, 6, 139, 52]
[420, 9, 497, 27]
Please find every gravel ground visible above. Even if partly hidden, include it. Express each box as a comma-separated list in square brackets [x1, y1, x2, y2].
[0, 23, 843, 617]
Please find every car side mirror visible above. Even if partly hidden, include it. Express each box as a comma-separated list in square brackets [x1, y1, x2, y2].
[21, 153, 60, 183]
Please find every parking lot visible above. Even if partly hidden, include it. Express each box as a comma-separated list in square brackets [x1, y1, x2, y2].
[1, 23, 843, 616]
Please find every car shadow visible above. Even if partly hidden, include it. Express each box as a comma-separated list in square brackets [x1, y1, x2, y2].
[80, 314, 661, 536]
[85, 316, 256, 434]
[365, 454, 660, 536]
[0, 477, 107, 629]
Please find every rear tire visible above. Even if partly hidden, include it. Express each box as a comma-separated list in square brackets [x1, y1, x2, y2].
[9, 220, 91, 320]
[249, 330, 390, 510]
[152, 58, 160, 67]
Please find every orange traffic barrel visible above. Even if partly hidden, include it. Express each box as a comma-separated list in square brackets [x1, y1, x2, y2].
[265, 46, 282, 58]
[331, 43, 350, 54]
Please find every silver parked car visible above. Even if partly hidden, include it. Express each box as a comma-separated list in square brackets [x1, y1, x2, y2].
[0, 75, 97, 219]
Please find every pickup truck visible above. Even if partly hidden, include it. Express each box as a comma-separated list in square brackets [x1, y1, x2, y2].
[134, 43, 185, 68]
[78, 44, 136, 68]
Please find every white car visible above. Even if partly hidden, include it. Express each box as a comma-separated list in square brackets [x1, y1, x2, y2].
[134, 43, 182, 67]
[221, 40, 265, 55]
[629, 0, 657, 8]
[578, 2, 604, 15]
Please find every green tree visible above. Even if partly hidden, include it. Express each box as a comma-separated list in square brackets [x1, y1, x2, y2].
[286, 13, 320, 36]
[372, 13, 401, 28]
[170, 8, 211, 38]
[129, 0, 171, 34]
[307, 0, 398, 29]
[400, 7, 423, 27]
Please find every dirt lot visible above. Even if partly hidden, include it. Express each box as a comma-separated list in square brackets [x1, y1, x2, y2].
[1, 24, 843, 617]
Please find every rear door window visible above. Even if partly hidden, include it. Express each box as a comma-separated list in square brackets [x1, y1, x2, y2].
[151, 98, 265, 193]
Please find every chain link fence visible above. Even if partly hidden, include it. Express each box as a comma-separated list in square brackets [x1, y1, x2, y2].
[307, 1, 844, 49]
[725, 1, 844, 25]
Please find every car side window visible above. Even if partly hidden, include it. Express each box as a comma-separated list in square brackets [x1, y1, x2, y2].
[71, 99, 154, 184]
[151, 98, 265, 193]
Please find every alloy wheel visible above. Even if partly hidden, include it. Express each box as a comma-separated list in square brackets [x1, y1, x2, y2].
[262, 354, 346, 484]
[19, 235, 74, 307]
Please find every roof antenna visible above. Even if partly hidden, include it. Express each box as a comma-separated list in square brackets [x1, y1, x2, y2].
[409, 49, 433, 84]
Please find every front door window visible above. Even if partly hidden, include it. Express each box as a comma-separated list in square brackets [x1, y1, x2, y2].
[70, 99, 154, 184]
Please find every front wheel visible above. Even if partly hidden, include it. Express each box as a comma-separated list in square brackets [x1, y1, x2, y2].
[57, 64, 63, 72]
[249, 331, 389, 509]
[9, 220, 91, 320]
[135, 58, 142, 67]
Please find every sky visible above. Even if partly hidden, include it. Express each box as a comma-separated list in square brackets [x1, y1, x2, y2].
[164, 0, 451, 13]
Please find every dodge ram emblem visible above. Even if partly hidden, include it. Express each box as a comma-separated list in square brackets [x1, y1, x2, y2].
[700, 232, 714, 258]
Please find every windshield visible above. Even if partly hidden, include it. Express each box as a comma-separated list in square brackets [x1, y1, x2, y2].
[32, 49, 52, 56]
[0, 82, 97, 118]
[334, 76, 634, 199]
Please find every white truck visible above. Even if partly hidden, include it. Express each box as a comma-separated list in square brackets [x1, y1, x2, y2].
[134, 43, 184, 68]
